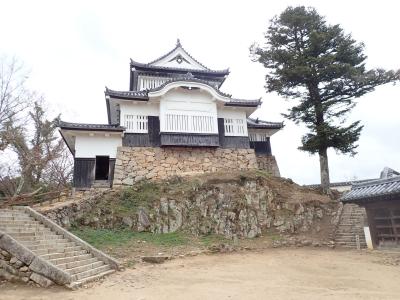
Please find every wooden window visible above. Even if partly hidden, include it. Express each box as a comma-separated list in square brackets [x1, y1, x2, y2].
[249, 132, 268, 142]
[224, 118, 247, 136]
[138, 76, 170, 90]
[124, 115, 148, 133]
[164, 114, 216, 134]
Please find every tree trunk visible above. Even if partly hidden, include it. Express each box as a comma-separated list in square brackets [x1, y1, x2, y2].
[319, 148, 330, 193]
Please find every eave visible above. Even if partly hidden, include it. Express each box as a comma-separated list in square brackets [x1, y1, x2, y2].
[130, 59, 229, 77]
[247, 118, 284, 130]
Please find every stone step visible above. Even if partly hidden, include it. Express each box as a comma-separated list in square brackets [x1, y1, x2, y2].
[71, 265, 111, 281]
[0, 227, 53, 234]
[27, 241, 75, 251]
[336, 233, 365, 238]
[40, 249, 89, 260]
[337, 244, 367, 248]
[0, 220, 40, 226]
[66, 261, 105, 275]
[336, 239, 367, 244]
[57, 257, 99, 270]
[0, 216, 34, 221]
[0, 223, 43, 229]
[69, 269, 115, 289]
[12, 234, 64, 242]
[20, 237, 69, 247]
[6, 231, 56, 238]
[32, 246, 82, 256]
[0, 208, 117, 287]
[49, 254, 94, 266]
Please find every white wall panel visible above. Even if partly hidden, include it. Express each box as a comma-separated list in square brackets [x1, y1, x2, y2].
[120, 102, 159, 118]
[75, 134, 122, 158]
[159, 88, 218, 133]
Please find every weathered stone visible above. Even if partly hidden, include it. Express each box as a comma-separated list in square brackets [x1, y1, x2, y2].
[30, 273, 54, 287]
[122, 216, 134, 228]
[137, 209, 150, 232]
[0, 235, 35, 265]
[14, 259, 24, 268]
[142, 256, 169, 264]
[29, 257, 70, 285]
[113, 147, 259, 186]
[9, 257, 18, 264]
[19, 266, 29, 272]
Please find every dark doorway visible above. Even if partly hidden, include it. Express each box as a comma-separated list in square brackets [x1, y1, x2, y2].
[95, 156, 110, 180]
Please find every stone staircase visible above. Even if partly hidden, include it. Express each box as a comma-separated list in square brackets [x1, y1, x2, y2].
[0, 207, 119, 288]
[335, 203, 367, 249]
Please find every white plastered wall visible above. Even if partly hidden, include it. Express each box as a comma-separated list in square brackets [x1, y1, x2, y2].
[75, 133, 122, 158]
[159, 88, 218, 133]
[218, 107, 248, 136]
[119, 102, 159, 118]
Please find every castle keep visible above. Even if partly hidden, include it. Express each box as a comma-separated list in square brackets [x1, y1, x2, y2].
[59, 40, 283, 189]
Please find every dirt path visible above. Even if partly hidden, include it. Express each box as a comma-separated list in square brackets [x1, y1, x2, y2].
[2, 249, 400, 300]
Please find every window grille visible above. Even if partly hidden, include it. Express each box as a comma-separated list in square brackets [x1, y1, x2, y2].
[164, 114, 216, 134]
[124, 115, 148, 133]
[224, 118, 247, 136]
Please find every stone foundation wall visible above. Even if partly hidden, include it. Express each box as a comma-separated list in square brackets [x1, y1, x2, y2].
[0, 247, 54, 287]
[256, 155, 280, 177]
[113, 147, 258, 185]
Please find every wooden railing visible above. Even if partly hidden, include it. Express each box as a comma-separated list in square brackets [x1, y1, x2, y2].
[138, 76, 170, 90]
[0, 188, 71, 208]
[163, 113, 217, 134]
[224, 118, 247, 136]
[124, 115, 148, 133]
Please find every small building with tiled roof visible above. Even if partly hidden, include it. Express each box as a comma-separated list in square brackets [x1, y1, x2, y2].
[341, 168, 400, 248]
[59, 40, 283, 189]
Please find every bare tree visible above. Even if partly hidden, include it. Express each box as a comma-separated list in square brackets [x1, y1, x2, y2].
[0, 56, 32, 150]
[43, 147, 73, 189]
[6, 101, 72, 192]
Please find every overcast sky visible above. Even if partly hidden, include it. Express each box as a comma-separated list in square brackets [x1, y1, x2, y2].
[1, 0, 399, 184]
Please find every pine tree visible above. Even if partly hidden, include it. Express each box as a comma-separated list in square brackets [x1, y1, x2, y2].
[251, 6, 399, 192]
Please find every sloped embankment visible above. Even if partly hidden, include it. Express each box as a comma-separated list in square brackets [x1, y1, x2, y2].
[41, 171, 339, 240]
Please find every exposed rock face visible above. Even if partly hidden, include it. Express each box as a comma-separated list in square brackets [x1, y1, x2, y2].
[42, 172, 338, 241]
[256, 155, 280, 177]
[113, 147, 259, 185]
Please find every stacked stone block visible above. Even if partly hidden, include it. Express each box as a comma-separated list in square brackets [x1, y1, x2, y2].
[113, 147, 258, 185]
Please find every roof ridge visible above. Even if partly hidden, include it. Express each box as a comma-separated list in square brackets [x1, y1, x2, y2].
[130, 40, 229, 75]
[352, 175, 400, 187]
[146, 39, 211, 70]
[130, 58, 229, 74]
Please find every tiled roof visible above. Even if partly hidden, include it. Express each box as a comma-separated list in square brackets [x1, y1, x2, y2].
[247, 118, 284, 129]
[341, 176, 400, 203]
[130, 59, 229, 75]
[105, 88, 148, 100]
[106, 77, 261, 107]
[59, 121, 124, 132]
[130, 40, 229, 76]
[148, 39, 211, 70]
[306, 179, 374, 189]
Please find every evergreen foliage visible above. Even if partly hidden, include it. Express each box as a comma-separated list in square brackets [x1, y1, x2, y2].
[251, 6, 399, 191]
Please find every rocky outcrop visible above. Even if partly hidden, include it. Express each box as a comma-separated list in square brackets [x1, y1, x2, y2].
[41, 172, 339, 241]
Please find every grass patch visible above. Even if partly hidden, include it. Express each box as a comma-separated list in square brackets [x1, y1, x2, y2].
[199, 234, 231, 247]
[119, 181, 161, 213]
[264, 231, 282, 241]
[70, 228, 189, 249]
